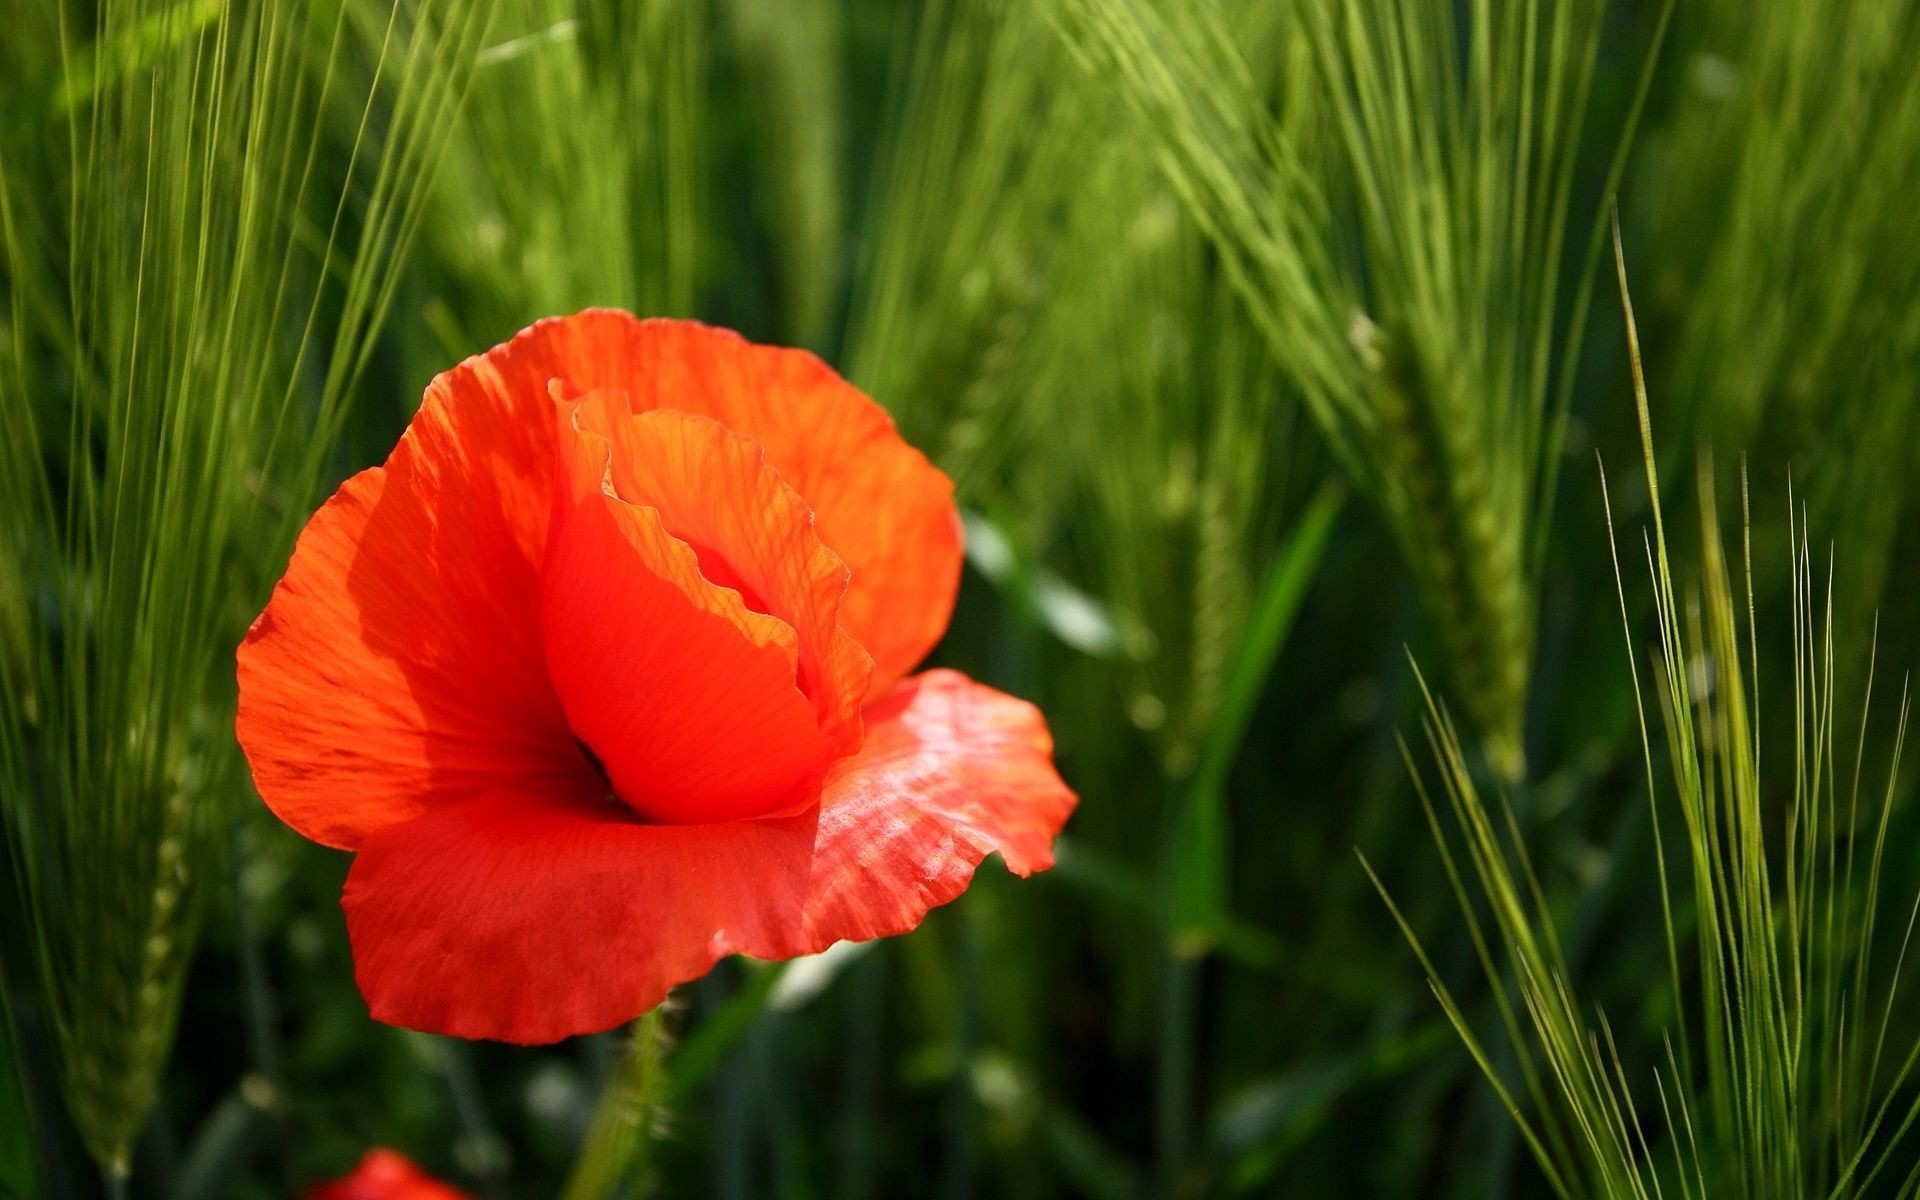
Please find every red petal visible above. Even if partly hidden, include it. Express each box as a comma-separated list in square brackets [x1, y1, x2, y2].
[799, 671, 1077, 946]
[543, 397, 850, 823]
[519, 312, 962, 694]
[568, 391, 871, 744]
[306, 1149, 472, 1200]
[237, 363, 592, 850]
[343, 794, 814, 1043]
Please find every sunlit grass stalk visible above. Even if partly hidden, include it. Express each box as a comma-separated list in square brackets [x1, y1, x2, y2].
[1377, 240, 1920, 1197]
[0, 0, 493, 1175]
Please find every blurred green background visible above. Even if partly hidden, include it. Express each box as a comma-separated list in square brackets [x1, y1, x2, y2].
[4, 0, 1920, 1196]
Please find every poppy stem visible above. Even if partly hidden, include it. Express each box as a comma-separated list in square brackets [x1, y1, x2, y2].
[560, 1008, 669, 1200]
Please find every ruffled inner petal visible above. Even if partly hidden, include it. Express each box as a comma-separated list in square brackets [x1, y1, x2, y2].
[535, 312, 963, 695]
[568, 390, 871, 742]
[542, 393, 864, 823]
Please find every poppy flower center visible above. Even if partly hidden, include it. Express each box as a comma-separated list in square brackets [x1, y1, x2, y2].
[574, 737, 617, 800]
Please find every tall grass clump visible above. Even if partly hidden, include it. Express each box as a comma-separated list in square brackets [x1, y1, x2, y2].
[845, 0, 1330, 783]
[844, 0, 1102, 479]
[0, 0, 491, 1177]
[1059, 0, 1668, 779]
[842, 18, 1348, 1186]
[1036, 205, 1318, 781]
[1377, 255, 1920, 1197]
[418, 0, 704, 354]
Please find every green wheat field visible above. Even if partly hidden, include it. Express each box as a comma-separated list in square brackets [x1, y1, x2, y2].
[5, 0, 1920, 1196]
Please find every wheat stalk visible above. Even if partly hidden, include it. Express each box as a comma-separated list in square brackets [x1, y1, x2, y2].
[0, 0, 494, 1174]
[1059, 0, 1671, 779]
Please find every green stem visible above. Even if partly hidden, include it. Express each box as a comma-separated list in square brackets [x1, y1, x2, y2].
[560, 1009, 668, 1200]
[1154, 949, 1194, 1199]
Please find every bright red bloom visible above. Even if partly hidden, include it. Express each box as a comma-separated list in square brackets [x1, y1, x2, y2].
[306, 1149, 471, 1200]
[238, 312, 1075, 1043]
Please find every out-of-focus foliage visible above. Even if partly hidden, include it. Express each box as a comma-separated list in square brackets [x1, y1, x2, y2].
[1636, 0, 1920, 671]
[2, 0, 1918, 1196]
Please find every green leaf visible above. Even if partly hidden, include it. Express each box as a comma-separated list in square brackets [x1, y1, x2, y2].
[1170, 482, 1343, 951]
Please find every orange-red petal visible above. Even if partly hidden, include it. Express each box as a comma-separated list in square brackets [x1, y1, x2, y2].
[543, 397, 854, 823]
[514, 312, 962, 693]
[236, 366, 594, 850]
[306, 1149, 472, 1200]
[342, 794, 815, 1043]
[797, 670, 1077, 947]
[568, 391, 871, 744]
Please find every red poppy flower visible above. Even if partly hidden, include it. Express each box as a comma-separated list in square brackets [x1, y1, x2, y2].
[238, 311, 1075, 1044]
[306, 1149, 471, 1200]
